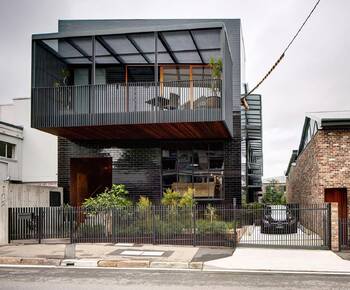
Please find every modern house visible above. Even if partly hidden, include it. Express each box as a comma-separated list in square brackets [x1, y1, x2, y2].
[30, 19, 261, 206]
[286, 111, 350, 220]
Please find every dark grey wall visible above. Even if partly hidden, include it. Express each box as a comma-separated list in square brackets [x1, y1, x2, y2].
[58, 137, 241, 205]
[34, 42, 67, 88]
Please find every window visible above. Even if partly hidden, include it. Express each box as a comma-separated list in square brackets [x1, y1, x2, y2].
[0, 141, 15, 159]
[162, 142, 224, 199]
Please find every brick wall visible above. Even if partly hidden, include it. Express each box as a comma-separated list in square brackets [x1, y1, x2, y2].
[58, 132, 242, 205]
[287, 129, 350, 212]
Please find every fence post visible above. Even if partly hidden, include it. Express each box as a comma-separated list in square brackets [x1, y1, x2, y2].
[233, 198, 237, 248]
[112, 208, 116, 244]
[38, 208, 43, 244]
[192, 206, 196, 247]
[327, 203, 332, 249]
[69, 208, 74, 244]
[152, 206, 156, 245]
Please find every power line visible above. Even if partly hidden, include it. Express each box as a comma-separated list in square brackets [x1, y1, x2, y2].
[242, 0, 322, 106]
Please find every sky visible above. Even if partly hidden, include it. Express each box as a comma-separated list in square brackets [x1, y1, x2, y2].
[0, 0, 349, 178]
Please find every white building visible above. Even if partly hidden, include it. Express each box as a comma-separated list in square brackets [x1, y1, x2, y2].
[0, 98, 57, 184]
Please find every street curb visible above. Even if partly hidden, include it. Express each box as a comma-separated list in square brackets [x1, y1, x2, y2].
[0, 257, 60, 266]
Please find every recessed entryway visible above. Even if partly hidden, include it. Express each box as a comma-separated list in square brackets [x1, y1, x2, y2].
[325, 188, 348, 219]
[70, 157, 112, 206]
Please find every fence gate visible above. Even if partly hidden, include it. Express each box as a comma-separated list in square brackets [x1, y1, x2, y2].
[236, 204, 331, 249]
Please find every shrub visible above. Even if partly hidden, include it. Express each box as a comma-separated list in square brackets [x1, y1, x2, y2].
[179, 188, 196, 208]
[196, 219, 233, 235]
[137, 196, 152, 209]
[82, 184, 132, 211]
[161, 188, 182, 206]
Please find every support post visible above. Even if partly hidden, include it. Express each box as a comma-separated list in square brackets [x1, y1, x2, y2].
[192, 205, 196, 247]
[330, 202, 339, 251]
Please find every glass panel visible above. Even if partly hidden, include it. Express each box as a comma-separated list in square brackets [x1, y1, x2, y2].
[131, 33, 166, 53]
[191, 29, 221, 50]
[162, 66, 190, 81]
[42, 39, 58, 52]
[65, 58, 91, 64]
[161, 31, 195, 51]
[106, 66, 125, 83]
[120, 55, 147, 64]
[58, 40, 84, 58]
[201, 50, 221, 64]
[71, 37, 93, 56]
[74, 68, 89, 85]
[193, 175, 209, 198]
[103, 35, 138, 54]
[161, 142, 223, 199]
[0, 142, 6, 157]
[174, 52, 201, 64]
[6, 144, 14, 159]
[95, 56, 119, 64]
[127, 66, 154, 82]
[96, 68, 106, 85]
[192, 67, 211, 80]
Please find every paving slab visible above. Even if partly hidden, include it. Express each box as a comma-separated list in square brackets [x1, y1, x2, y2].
[204, 247, 350, 273]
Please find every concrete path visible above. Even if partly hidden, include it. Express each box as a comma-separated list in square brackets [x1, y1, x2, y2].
[204, 247, 350, 273]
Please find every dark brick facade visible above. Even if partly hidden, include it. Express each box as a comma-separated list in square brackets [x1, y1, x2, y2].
[58, 112, 242, 205]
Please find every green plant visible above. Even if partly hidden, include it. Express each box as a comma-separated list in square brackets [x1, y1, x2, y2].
[179, 188, 196, 208]
[196, 219, 233, 235]
[82, 184, 132, 211]
[161, 188, 182, 206]
[209, 57, 223, 79]
[137, 196, 152, 209]
[54, 68, 71, 87]
[204, 204, 217, 222]
[262, 179, 286, 205]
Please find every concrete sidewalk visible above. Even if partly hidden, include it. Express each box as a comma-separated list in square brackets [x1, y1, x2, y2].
[0, 243, 228, 269]
[204, 247, 350, 273]
[2, 243, 350, 274]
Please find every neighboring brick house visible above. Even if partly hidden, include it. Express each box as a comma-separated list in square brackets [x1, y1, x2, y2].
[286, 111, 350, 220]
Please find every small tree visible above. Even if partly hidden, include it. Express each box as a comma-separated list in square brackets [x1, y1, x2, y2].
[161, 188, 196, 207]
[262, 179, 286, 204]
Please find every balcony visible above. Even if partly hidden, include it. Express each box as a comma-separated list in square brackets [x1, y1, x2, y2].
[31, 24, 234, 140]
[32, 79, 232, 139]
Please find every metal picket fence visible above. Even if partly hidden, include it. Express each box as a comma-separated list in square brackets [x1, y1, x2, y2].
[8, 203, 331, 249]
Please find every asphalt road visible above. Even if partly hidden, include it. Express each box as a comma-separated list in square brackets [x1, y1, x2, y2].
[1, 267, 350, 290]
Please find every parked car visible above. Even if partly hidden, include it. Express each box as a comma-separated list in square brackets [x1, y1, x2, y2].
[261, 205, 298, 234]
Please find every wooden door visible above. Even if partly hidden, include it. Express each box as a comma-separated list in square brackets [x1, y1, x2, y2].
[325, 188, 348, 219]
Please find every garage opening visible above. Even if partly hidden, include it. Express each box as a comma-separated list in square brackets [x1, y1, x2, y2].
[70, 157, 112, 206]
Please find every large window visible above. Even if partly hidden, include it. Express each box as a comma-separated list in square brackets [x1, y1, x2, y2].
[162, 142, 223, 199]
[0, 141, 15, 159]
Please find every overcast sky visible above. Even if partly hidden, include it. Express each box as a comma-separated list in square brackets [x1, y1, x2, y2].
[0, 0, 349, 178]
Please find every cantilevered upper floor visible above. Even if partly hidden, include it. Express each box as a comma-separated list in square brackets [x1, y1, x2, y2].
[31, 19, 242, 140]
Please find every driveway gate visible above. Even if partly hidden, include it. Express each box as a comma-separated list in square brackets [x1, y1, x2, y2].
[236, 204, 331, 249]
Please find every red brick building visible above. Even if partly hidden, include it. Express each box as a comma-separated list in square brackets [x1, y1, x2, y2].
[286, 111, 350, 220]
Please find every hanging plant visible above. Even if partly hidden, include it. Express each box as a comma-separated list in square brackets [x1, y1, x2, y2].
[208, 57, 223, 96]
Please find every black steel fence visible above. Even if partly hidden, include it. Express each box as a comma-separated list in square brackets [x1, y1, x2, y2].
[8, 204, 331, 249]
[339, 218, 350, 250]
[8, 205, 236, 247]
[236, 204, 330, 249]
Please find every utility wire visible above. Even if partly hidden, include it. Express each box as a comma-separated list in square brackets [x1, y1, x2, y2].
[242, 0, 321, 103]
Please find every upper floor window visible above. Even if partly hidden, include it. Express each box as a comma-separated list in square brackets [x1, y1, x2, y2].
[0, 141, 15, 159]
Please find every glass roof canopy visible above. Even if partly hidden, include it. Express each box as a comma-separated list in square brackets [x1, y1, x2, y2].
[36, 28, 222, 65]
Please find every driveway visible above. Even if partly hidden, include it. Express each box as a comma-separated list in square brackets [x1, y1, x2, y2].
[204, 247, 350, 273]
[239, 225, 324, 247]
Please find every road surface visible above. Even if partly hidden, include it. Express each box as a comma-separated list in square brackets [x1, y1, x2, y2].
[0, 267, 350, 289]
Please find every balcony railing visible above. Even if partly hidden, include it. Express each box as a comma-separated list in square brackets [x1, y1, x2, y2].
[32, 79, 223, 128]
